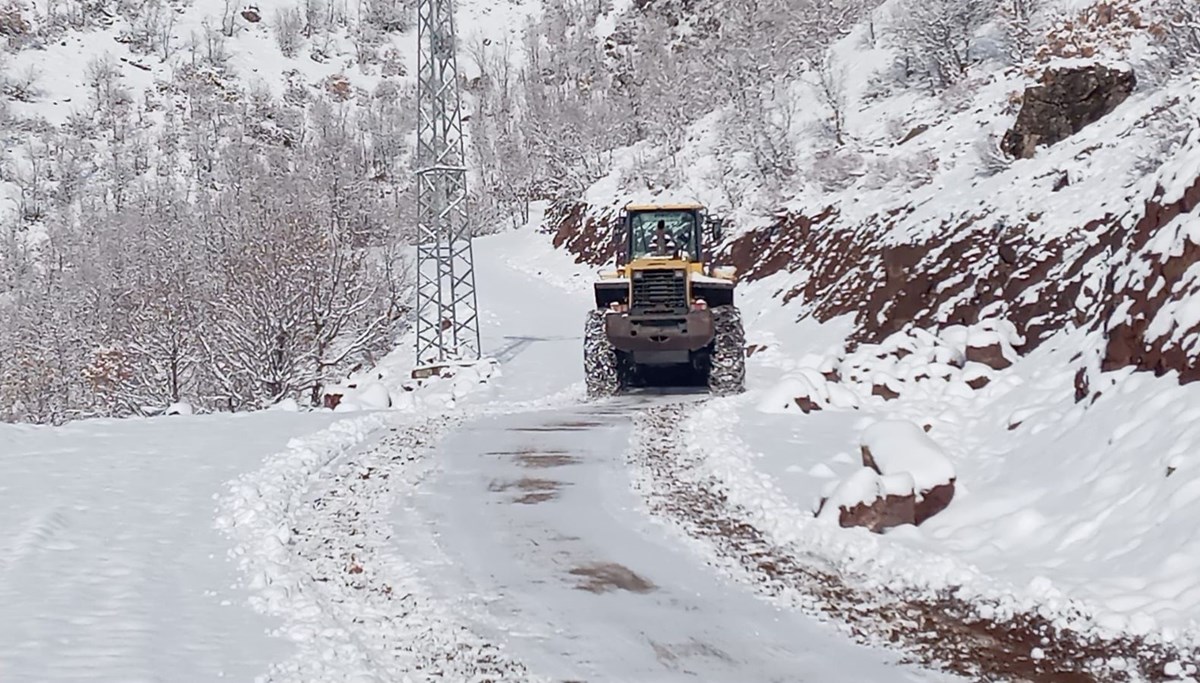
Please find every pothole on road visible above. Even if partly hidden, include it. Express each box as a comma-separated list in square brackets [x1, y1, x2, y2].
[569, 562, 656, 594]
[489, 477, 567, 504]
[514, 421, 606, 432]
[512, 450, 581, 469]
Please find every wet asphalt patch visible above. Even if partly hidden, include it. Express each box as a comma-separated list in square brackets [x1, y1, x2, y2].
[568, 562, 656, 594]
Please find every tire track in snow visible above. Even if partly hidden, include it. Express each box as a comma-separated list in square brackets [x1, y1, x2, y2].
[626, 403, 1199, 683]
[0, 506, 71, 577]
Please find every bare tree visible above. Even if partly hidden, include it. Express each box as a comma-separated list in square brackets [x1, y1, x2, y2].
[814, 52, 850, 146]
[885, 0, 999, 91]
[998, 0, 1044, 62]
[1153, 0, 1200, 66]
[275, 6, 304, 58]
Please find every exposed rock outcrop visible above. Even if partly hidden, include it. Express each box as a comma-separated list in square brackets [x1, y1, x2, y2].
[817, 421, 957, 533]
[965, 342, 1011, 370]
[1001, 64, 1136, 159]
[838, 484, 917, 532]
[817, 467, 918, 533]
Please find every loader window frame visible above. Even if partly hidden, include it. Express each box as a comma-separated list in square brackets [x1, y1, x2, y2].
[627, 210, 701, 262]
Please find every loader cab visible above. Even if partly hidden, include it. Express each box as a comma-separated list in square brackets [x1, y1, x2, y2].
[620, 204, 706, 265]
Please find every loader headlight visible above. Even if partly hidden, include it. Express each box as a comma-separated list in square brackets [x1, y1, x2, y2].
[674, 270, 685, 279]
[633, 271, 643, 280]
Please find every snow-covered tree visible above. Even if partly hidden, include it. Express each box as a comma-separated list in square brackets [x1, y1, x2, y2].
[884, 0, 999, 91]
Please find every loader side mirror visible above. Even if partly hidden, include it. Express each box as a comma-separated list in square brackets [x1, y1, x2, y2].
[615, 215, 630, 266]
[709, 218, 726, 243]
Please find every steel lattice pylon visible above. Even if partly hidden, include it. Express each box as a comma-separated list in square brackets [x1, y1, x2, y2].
[414, 0, 480, 368]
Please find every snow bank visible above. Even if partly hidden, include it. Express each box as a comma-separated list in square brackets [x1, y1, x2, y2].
[330, 381, 393, 411]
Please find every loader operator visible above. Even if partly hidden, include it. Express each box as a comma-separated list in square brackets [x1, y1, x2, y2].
[652, 220, 678, 257]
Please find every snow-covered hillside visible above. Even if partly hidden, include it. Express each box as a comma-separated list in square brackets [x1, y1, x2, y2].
[0, 0, 542, 422]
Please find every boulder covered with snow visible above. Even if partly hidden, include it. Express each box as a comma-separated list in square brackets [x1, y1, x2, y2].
[1001, 63, 1136, 159]
[268, 398, 301, 412]
[323, 381, 393, 412]
[816, 467, 917, 533]
[758, 369, 834, 414]
[860, 419, 957, 525]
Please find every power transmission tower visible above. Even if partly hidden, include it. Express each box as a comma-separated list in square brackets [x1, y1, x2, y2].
[413, 0, 480, 371]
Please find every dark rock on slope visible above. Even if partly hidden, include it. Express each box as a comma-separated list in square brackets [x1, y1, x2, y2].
[1002, 64, 1136, 159]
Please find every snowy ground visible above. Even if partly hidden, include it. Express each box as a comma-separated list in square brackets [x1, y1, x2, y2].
[0, 410, 343, 681]
[382, 229, 946, 681]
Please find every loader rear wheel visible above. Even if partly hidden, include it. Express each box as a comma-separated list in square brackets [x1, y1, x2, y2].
[708, 305, 746, 396]
[584, 309, 621, 399]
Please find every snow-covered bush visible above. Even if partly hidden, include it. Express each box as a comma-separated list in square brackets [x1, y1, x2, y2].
[0, 0, 30, 37]
[884, 0, 999, 91]
[811, 147, 865, 192]
[974, 133, 1011, 177]
[361, 0, 407, 33]
[275, 6, 304, 58]
[997, 0, 1046, 61]
[1149, 0, 1200, 66]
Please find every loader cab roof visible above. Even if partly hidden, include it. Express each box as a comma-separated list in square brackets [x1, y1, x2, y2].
[624, 202, 705, 212]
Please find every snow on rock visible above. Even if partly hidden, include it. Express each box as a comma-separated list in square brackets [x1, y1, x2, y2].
[269, 398, 302, 412]
[860, 420, 956, 494]
[860, 420, 957, 526]
[813, 419, 956, 535]
[759, 369, 834, 414]
[330, 381, 393, 412]
[819, 467, 884, 519]
[817, 467, 918, 533]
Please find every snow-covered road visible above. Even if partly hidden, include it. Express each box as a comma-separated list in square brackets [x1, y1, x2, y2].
[400, 398, 941, 682]
[364, 227, 944, 681]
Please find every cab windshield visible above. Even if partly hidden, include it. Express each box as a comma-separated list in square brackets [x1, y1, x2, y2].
[629, 210, 698, 261]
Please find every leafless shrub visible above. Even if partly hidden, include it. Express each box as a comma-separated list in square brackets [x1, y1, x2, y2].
[274, 5, 303, 58]
[0, 63, 39, 102]
[0, 0, 30, 36]
[811, 147, 866, 192]
[884, 0, 999, 92]
[974, 134, 1011, 177]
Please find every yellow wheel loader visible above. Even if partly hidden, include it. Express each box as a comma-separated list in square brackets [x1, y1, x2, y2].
[584, 203, 746, 398]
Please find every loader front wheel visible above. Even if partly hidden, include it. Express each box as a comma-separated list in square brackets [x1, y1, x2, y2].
[708, 305, 746, 396]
